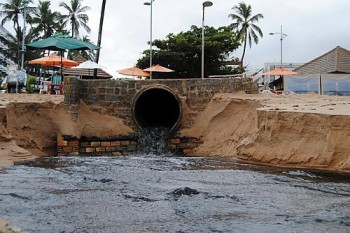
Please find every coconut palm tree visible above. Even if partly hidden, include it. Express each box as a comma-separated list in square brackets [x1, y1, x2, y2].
[69, 35, 96, 61]
[30, 1, 61, 39]
[59, 0, 91, 38]
[229, 2, 263, 71]
[95, 0, 106, 63]
[0, 0, 34, 66]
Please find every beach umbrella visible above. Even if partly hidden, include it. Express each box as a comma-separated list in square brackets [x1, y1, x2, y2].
[118, 67, 150, 77]
[72, 60, 108, 79]
[26, 34, 99, 77]
[72, 60, 106, 69]
[28, 54, 78, 67]
[262, 67, 299, 90]
[26, 34, 99, 51]
[143, 64, 174, 79]
[143, 64, 175, 73]
[261, 67, 299, 76]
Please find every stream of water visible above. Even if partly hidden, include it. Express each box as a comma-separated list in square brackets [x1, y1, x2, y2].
[0, 155, 349, 233]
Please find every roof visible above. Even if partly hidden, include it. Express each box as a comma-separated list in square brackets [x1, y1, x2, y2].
[294, 46, 350, 74]
[62, 67, 112, 79]
[73, 55, 87, 64]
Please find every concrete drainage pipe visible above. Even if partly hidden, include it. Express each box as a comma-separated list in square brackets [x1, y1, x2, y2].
[132, 85, 182, 131]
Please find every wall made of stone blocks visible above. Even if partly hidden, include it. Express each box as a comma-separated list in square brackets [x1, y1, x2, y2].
[61, 77, 256, 156]
[57, 137, 139, 156]
[63, 77, 258, 129]
[57, 136, 202, 157]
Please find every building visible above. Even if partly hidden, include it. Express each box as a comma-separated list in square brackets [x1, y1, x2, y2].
[286, 46, 350, 95]
[0, 25, 16, 77]
[294, 46, 350, 74]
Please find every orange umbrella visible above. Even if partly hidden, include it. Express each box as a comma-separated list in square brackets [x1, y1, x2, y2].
[28, 54, 78, 67]
[118, 66, 150, 77]
[143, 64, 174, 73]
[261, 67, 299, 76]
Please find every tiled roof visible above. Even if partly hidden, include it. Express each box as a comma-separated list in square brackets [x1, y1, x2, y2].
[294, 46, 350, 74]
[73, 55, 87, 64]
[62, 67, 112, 79]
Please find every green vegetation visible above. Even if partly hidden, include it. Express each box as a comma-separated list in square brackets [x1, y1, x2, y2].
[137, 25, 241, 78]
[26, 75, 36, 93]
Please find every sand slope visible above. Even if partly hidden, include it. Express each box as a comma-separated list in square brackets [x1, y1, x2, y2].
[181, 93, 350, 172]
[0, 94, 133, 169]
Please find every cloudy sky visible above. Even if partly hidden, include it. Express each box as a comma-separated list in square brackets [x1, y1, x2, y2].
[4, 0, 350, 76]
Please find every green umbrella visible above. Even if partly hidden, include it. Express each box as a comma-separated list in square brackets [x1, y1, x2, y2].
[26, 34, 99, 51]
[26, 34, 99, 80]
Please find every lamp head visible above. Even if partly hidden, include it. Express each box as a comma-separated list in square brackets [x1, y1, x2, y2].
[144, 2, 151, 6]
[269, 33, 274, 35]
[203, 1, 213, 8]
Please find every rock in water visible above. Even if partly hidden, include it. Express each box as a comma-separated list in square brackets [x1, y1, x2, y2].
[170, 187, 199, 198]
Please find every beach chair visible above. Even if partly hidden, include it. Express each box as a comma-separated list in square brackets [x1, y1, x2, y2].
[39, 81, 50, 94]
[50, 73, 63, 94]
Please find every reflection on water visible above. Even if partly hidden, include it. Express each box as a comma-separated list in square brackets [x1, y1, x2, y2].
[0, 155, 349, 233]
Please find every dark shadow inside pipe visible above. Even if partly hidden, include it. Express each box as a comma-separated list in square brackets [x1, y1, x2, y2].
[133, 87, 181, 131]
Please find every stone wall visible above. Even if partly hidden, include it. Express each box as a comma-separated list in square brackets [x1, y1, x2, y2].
[61, 77, 258, 156]
[64, 77, 257, 129]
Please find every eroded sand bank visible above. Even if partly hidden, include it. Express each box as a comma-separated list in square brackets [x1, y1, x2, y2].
[181, 93, 350, 172]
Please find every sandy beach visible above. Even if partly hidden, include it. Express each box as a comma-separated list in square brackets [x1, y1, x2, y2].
[0, 92, 350, 172]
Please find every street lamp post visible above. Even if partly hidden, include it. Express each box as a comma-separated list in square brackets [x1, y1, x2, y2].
[269, 25, 287, 67]
[144, 0, 155, 78]
[201, 1, 213, 79]
[21, 0, 29, 71]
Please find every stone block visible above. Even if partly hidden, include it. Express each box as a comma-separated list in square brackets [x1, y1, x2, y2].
[106, 146, 116, 152]
[91, 142, 101, 147]
[68, 140, 79, 147]
[96, 147, 106, 152]
[111, 141, 121, 146]
[85, 147, 96, 153]
[80, 142, 91, 147]
[101, 141, 111, 147]
[121, 141, 130, 146]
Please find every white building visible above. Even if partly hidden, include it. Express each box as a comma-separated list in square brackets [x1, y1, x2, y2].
[0, 25, 16, 77]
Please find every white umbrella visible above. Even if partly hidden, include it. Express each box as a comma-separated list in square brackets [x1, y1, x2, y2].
[71, 60, 108, 79]
[72, 60, 106, 69]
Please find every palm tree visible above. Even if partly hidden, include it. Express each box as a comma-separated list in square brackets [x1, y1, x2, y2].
[59, 0, 91, 38]
[0, 0, 34, 66]
[229, 2, 263, 71]
[29, 1, 61, 39]
[95, 0, 106, 63]
[69, 35, 95, 61]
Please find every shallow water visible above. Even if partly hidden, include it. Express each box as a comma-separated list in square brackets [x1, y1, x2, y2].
[0, 155, 349, 233]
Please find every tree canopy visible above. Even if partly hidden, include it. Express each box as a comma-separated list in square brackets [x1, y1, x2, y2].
[137, 25, 241, 79]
